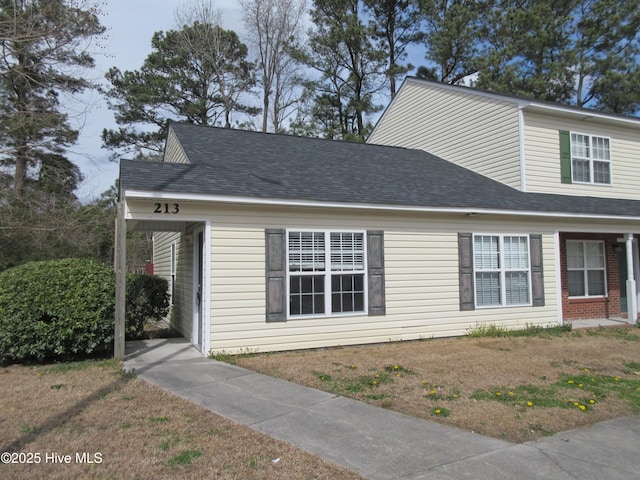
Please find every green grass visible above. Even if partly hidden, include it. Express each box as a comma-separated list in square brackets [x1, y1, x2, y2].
[166, 449, 203, 466]
[467, 323, 572, 338]
[314, 370, 394, 395]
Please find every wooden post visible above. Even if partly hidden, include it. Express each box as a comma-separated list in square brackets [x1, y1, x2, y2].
[114, 201, 126, 360]
[625, 233, 638, 323]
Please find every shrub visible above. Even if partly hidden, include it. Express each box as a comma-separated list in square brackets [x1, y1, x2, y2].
[125, 273, 170, 340]
[0, 259, 172, 364]
[0, 258, 115, 364]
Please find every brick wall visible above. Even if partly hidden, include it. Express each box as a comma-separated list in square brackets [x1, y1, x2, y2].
[559, 232, 624, 321]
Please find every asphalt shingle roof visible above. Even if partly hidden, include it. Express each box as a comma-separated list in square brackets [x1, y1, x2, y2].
[119, 122, 640, 219]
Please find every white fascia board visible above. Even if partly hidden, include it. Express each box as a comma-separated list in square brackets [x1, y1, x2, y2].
[123, 189, 640, 223]
[404, 78, 640, 128]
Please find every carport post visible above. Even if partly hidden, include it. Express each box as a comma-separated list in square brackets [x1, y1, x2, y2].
[114, 201, 126, 360]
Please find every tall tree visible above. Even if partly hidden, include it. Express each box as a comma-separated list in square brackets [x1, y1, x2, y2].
[102, 20, 258, 158]
[475, 0, 577, 102]
[572, 0, 640, 113]
[0, 0, 104, 194]
[294, 0, 387, 140]
[363, 0, 423, 98]
[416, 0, 490, 85]
[240, 0, 307, 132]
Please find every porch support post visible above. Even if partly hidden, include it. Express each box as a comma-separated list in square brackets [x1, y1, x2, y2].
[114, 201, 127, 360]
[625, 233, 638, 324]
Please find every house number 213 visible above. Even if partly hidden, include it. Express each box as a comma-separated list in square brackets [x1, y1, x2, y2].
[154, 203, 179, 214]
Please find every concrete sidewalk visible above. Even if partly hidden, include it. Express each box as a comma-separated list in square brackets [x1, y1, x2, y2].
[124, 338, 640, 480]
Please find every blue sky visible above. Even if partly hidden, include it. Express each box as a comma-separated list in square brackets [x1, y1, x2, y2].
[72, 0, 246, 202]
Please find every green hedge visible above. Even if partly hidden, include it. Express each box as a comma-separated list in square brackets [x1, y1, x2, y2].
[0, 258, 170, 364]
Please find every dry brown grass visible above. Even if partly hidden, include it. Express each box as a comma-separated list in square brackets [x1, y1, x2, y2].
[233, 326, 640, 443]
[0, 360, 364, 480]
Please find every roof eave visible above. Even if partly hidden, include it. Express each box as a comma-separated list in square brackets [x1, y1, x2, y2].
[121, 189, 640, 223]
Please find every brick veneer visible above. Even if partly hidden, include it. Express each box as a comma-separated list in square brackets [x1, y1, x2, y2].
[560, 232, 626, 322]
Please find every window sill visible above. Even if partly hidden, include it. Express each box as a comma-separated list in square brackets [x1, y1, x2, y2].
[288, 311, 367, 320]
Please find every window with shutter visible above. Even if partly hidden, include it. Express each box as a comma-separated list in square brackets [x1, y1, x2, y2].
[265, 230, 385, 320]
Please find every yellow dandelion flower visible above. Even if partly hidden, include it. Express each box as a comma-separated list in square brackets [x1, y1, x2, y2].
[579, 405, 586, 411]
[375, 374, 380, 378]
[578, 383, 584, 387]
[573, 402, 579, 406]
[452, 394, 459, 399]
[584, 368, 589, 372]
[496, 392, 502, 396]
[567, 380, 574, 384]
[527, 401, 533, 407]
[508, 392, 514, 396]
[614, 376, 621, 381]
[435, 409, 441, 414]
[589, 399, 596, 404]
[372, 380, 378, 385]
[394, 365, 399, 370]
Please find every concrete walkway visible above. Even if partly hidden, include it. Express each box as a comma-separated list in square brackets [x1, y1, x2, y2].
[124, 338, 640, 480]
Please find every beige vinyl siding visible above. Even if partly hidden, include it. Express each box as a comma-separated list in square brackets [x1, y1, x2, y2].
[164, 128, 189, 164]
[152, 231, 193, 338]
[204, 204, 563, 354]
[524, 111, 640, 199]
[369, 79, 522, 188]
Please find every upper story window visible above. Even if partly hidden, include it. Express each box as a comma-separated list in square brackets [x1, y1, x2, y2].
[288, 231, 366, 317]
[571, 133, 611, 185]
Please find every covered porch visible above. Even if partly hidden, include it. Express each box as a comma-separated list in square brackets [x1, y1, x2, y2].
[559, 231, 639, 327]
[114, 198, 211, 360]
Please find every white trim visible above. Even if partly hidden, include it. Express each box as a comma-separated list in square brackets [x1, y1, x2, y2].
[569, 131, 612, 186]
[122, 190, 640, 223]
[400, 77, 640, 128]
[285, 229, 368, 320]
[472, 233, 533, 309]
[192, 226, 204, 352]
[554, 231, 564, 325]
[518, 107, 527, 192]
[566, 239, 608, 298]
[198, 221, 211, 355]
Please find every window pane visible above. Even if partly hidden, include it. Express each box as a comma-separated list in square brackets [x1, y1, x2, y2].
[475, 272, 501, 306]
[572, 159, 590, 182]
[331, 274, 365, 313]
[587, 271, 605, 296]
[474, 236, 499, 269]
[568, 271, 585, 297]
[585, 242, 604, 268]
[289, 232, 325, 272]
[290, 275, 324, 315]
[567, 242, 584, 269]
[505, 272, 529, 305]
[593, 161, 610, 184]
[591, 137, 610, 160]
[331, 232, 364, 271]
[571, 133, 589, 158]
[504, 236, 528, 270]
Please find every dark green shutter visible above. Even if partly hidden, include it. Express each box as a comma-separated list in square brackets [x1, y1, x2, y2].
[265, 229, 286, 322]
[367, 231, 385, 316]
[458, 233, 475, 311]
[530, 234, 545, 307]
[559, 130, 572, 184]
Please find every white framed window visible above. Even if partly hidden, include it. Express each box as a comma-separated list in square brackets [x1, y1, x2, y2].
[170, 242, 176, 305]
[473, 234, 531, 308]
[571, 133, 611, 185]
[566, 240, 607, 297]
[287, 231, 366, 317]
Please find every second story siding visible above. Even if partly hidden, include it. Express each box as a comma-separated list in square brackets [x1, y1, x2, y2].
[524, 111, 640, 200]
[369, 78, 523, 189]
